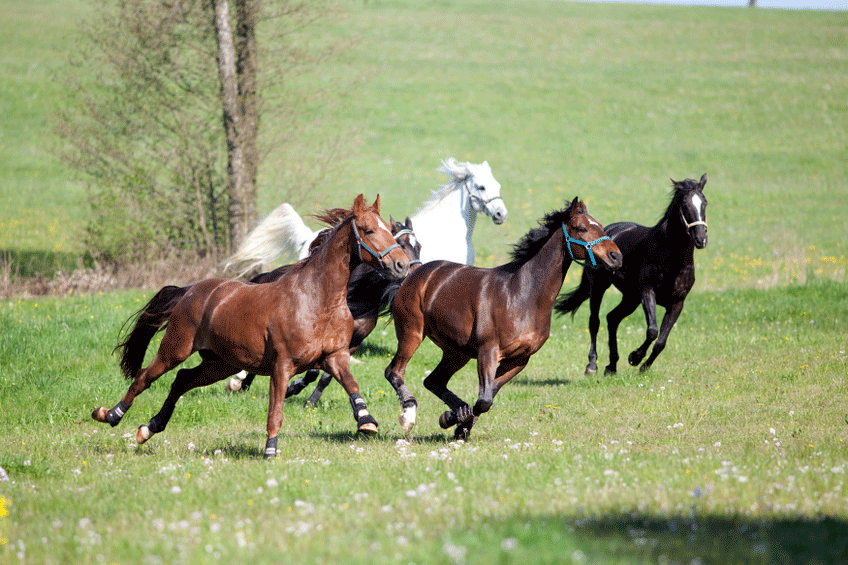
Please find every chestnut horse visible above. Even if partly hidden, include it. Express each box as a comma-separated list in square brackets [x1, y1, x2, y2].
[91, 194, 409, 458]
[383, 197, 622, 440]
[227, 214, 423, 399]
[556, 175, 708, 375]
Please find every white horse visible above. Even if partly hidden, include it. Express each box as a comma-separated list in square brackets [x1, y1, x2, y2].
[223, 158, 508, 277]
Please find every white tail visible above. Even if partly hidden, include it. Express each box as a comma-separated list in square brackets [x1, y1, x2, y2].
[223, 202, 317, 278]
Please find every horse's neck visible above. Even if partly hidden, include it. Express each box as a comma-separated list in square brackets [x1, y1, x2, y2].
[413, 188, 477, 265]
[296, 225, 354, 305]
[514, 229, 569, 311]
[654, 214, 694, 259]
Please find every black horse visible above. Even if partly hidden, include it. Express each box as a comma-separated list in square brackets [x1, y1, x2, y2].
[228, 214, 422, 402]
[556, 174, 708, 375]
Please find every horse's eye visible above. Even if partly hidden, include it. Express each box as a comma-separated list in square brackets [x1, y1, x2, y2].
[477, 185, 486, 191]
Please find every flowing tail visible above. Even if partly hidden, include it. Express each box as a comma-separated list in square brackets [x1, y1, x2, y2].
[114, 285, 190, 379]
[223, 202, 316, 278]
[554, 269, 591, 317]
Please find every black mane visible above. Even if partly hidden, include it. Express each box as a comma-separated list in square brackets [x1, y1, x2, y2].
[658, 178, 703, 227]
[505, 202, 575, 269]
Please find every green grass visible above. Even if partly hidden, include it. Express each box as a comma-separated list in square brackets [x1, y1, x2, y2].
[1, 0, 846, 286]
[1, 282, 846, 563]
[1, 0, 848, 563]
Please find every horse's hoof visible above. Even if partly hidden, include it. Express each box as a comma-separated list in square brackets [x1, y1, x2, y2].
[438, 411, 457, 429]
[603, 366, 617, 376]
[358, 422, 378, 435]
[639, 363, 651, 373]
[628, 352, 643, 366]
[225, 377, 242, 393]
[92, 406, 110, 423]
[136, 425, 153, 444]
[399, 405, 417, 433]
[584, 365, 597, 376]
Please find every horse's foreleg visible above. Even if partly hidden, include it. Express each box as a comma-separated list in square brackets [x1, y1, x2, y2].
[225, 370, 249, 393]
[639, 300, 685, 372]
[585, 284, 606, 376]
[266, 359, 294, 458]
[303, 372, 333, 409]
[605, 296, 640, 375]
[285, 369, 320, 399]
[325, 353, 377, 435]
[629, 290, 659, 368]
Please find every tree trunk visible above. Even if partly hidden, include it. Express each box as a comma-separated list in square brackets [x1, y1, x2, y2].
[235, 0, 260, 232]
[212, 0, 254, 250]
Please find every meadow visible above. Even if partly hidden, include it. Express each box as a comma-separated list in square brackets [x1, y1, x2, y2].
[1, 0, 847, 563]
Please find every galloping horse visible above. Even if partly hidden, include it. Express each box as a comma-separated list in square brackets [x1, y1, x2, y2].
[91, 195, 409, 457]
[226, 214, 423, 398]
[222, 158, 508, 277]
[383, 198, 622, 440]
[222, 158, 507, 401]
[556, 175, 708, 375]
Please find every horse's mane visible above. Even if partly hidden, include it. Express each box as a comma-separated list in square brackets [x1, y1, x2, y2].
[307, 207, 354, 254]
[505, 201, 577, 269]
[657, 177, 702, 227]
[415, 158, 475, 215]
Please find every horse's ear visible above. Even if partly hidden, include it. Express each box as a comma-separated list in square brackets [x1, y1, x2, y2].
[699, 173, 707, 190]
[569, 196, 580, 216]
[405, 216, 413, 229]
[372, 194, 381, 213]
[353, 193, 366, 215]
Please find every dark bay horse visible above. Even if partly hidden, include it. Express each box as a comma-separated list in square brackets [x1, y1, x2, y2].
[228, 214, 423, 403]
[383, 198, 622, 440]
[556, 174, 708, 375]
[91, 194, 409, 458]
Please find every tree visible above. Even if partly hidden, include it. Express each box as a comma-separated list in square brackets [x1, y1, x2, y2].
[56, 0, 349, 267]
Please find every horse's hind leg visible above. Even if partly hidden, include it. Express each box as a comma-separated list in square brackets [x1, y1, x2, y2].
[137, 355, 239, 445]
[638, 300, 685, 372]
[92, 326, 194, 427]
[384, 329, 425, 433]
[604, 295, 640, 375]
[422, 349, 471, 436]
[628, 290, 659, 368]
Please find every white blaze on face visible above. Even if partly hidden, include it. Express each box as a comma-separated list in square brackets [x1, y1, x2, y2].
[587, 217, 602, 229]
[690, 194, 704, 222]
[377, 218, 393, 236]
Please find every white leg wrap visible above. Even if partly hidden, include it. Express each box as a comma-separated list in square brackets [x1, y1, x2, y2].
[399, 405, 417, 432]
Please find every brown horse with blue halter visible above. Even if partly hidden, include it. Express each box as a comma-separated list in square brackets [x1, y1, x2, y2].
[91, 194, 409, 457]
[382, 197, 622, 440]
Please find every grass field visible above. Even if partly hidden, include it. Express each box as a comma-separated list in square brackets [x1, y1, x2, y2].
[1, 0, 847, 563]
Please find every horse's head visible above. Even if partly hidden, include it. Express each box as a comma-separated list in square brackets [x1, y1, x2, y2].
[443, 158, 508, 225]
[390, 216, 423, 272]
[351, 194, 410, 280]
[563, 197, 623, 270]
[673, 173, 708, 250]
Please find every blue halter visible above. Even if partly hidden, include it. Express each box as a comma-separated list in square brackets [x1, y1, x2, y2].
[352, 219, 401, 263]
[563, 223, 610, 268]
